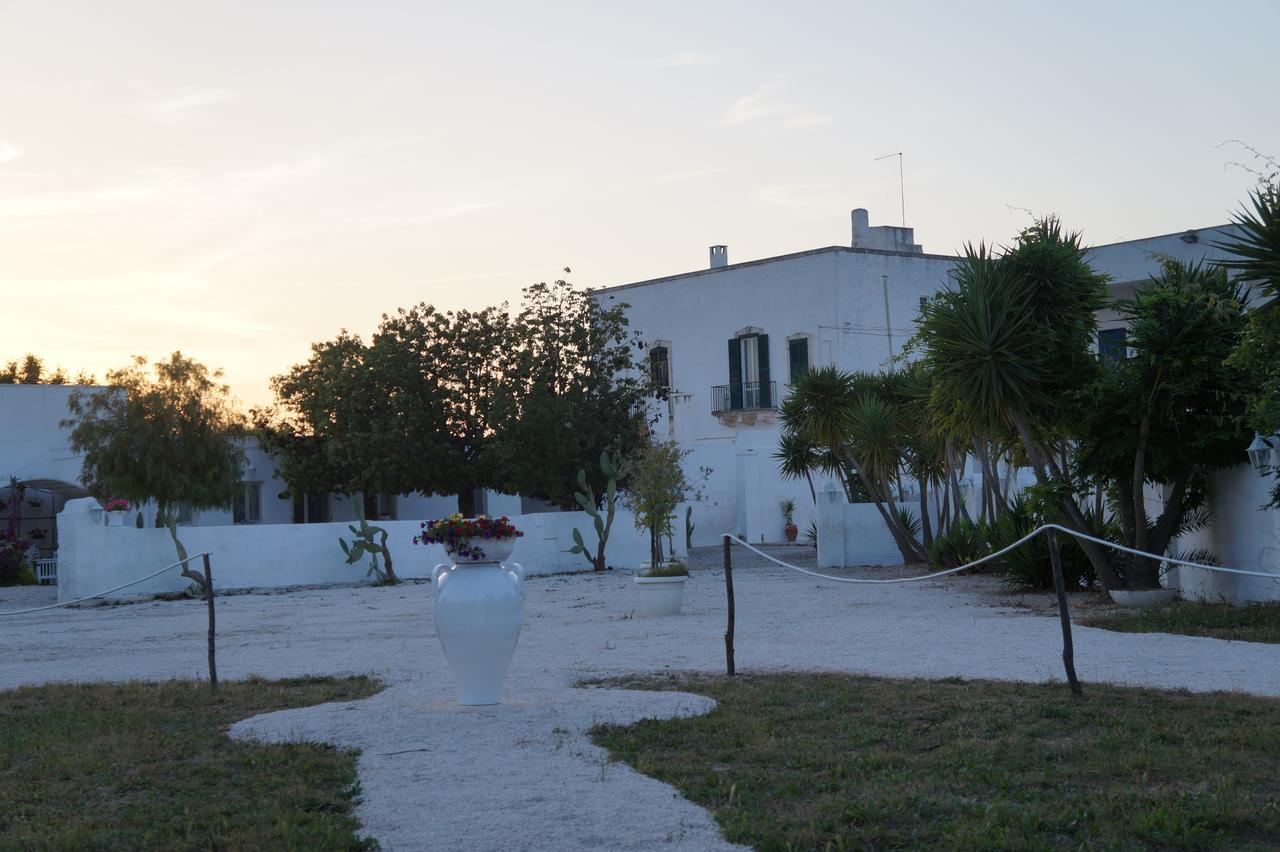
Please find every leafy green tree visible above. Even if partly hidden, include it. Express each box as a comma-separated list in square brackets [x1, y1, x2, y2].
[1074, 261, 1252, 588]
[779, 367, 926, 563]
[1217, 175, 1280, 507]
[622, 439, 699, 566]
[64, 353, 245, 564]
[489, 277, 651, 508]
[915, 220, 1121, 586]
[0, 354, 93, 384]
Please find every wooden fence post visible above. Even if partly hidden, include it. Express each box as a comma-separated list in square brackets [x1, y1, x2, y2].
[723, 536, 735, 677]
[1047, 530, 1082, 697]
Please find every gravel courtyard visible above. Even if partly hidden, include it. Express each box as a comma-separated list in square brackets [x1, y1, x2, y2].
[3, 546, 1278, 851]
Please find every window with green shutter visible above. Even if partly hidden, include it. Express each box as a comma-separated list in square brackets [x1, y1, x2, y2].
[788, 337, 810, 383]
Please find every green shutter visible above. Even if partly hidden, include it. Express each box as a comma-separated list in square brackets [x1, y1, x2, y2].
[789, 337, 809, 382]
[757, 334, 771, 408]
[728, 337, 742, 410]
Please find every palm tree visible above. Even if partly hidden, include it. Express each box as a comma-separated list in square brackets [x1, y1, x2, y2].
[773, 429, 819, 504]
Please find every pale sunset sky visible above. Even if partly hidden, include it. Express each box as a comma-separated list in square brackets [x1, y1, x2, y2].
[1, 1, 1277, 407]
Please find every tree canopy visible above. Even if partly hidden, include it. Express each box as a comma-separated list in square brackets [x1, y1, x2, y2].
[257, 275, 650, 512]
[64, 352, 245, 562]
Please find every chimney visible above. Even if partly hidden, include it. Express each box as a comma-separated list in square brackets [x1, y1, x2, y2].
[709, 245, 728, 269]
[850, 208, 870, 247]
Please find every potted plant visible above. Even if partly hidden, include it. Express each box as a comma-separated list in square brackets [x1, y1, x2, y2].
[102, 497, 131, 527]
[415, 515, 526, 705]
[781, 498, 798, 542]
[624, 440, 697, 617]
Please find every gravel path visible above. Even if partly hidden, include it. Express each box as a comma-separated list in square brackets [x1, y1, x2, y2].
[3, 546, 1278, 850]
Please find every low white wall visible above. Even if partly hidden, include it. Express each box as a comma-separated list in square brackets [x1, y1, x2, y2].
[816, 489, 918, 567]
[57, 499, 683, 601]
[1170, 465, 1280, 604]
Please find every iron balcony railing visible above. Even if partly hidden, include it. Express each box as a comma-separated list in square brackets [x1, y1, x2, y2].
[711, 381, 777, 414]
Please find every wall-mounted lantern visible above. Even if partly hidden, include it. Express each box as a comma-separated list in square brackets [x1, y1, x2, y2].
[1246, 433, 1277, 472]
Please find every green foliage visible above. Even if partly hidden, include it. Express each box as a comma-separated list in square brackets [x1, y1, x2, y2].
[641, 556, 689, 578]
[984, 494, 1101, 591]
[64, 353, 245, 563]
[1217, 174, 1280, 507]
[0, 353, 93, 385]
[0, 540, 37, 586]
[569, 451, 618, 572]
[684, 505, 695, 550]
[487, 278, 653, 508]
[926, 518, 985, 570]
[780, 499, 796, 525]
[621, 440, 701, 566]
[338, 508, 396, 584]
[916, 220, 1108, 437]
[258, 278, 649, 513]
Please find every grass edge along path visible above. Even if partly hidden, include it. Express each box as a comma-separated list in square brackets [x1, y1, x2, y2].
[1079, 600, 1280, 645]
[1, 675, 382, 849]
[590, 672, 1280, 851]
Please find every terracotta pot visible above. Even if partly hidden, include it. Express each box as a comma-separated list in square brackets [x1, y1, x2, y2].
[784, 523, 798, 542]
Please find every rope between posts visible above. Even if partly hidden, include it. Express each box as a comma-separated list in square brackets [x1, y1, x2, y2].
[723, 523, 1280, 584]
[0, 553, 213, 616]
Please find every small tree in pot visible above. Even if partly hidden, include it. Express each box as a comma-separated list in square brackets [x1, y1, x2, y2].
[623, 440, 694, 575]
[781, 498, 798, 542]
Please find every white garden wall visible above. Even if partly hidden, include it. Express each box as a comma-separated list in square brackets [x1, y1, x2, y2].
[56, 498, 683, 601]
[816, 488, 923, 568]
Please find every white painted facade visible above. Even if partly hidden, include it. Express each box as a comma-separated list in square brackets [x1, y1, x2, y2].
[598, 209, 959, 546]
[601, 213, 1279, 601]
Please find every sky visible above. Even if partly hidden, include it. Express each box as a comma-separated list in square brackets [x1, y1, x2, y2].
[1, 1, 1277, 408]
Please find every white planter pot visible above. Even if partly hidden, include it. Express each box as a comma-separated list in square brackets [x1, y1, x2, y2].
[104, 512, 128, 528]
[432, 560, 525, 705]
[1109, 588, 1178, 608]
[635, 574, 687, 617]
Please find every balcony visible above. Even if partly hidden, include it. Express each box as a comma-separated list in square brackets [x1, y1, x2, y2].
[711, 381, 777, 415]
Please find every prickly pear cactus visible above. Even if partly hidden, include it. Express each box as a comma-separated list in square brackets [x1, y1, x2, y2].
[339, 510, 397, 584]
[569, 451, 618, 572]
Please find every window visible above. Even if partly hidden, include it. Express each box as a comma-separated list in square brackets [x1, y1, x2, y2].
[726, 331, 772, 409]
[1098, 328, 1127, 364]
[292, 492, 330, 524]
[232, 482, 261, 525]
[787, 337, 810, 383]
[649, 345, 671, 395]
[363, 491, 396, 520]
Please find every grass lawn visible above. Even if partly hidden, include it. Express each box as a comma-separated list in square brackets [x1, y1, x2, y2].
[591, 673, 1280, 851]
[1080, 600, 1280, 644]
[0, 676, 382, 849]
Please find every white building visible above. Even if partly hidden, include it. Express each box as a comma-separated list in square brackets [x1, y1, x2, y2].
[598, 209, 958, 545]
[0, 383, 520, 561]
[602, 210, 1278, 601]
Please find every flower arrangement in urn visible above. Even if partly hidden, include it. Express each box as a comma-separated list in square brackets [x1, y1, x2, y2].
[103, 497, 130, 513]
[415, 514, 523, 562]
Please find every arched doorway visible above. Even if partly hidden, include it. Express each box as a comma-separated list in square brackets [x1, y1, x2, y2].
[2, 477, 89, 584]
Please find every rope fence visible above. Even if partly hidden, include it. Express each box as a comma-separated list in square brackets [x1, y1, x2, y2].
[0, 552, 219, 690]
[720, 523, 1280, 697]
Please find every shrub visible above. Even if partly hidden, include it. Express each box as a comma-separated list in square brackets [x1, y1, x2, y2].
[987, 494, 1101, 591]
[0, 540, 36, 586]
[927, 519, 987, 570]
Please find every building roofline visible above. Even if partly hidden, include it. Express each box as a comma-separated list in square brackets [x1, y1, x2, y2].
[1086, 223, 1236, 251]
[596, 244, 961, 294]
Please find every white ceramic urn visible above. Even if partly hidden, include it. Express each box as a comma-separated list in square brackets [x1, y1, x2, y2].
[432, 558, 525, 705]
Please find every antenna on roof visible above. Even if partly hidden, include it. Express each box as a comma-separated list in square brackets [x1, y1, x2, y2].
[874, 151, 905, 227]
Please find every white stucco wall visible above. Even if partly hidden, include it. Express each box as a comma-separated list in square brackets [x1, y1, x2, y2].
[600, 222, 961, 547]
[56, 498, 683, 601]
[815, 488, 924, 568]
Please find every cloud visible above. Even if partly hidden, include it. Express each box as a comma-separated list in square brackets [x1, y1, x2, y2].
[137, 88, 235, 125]
[0, 139, 22, 164]
[659, 50, 718, 68]
[722, 83, 833, 129]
